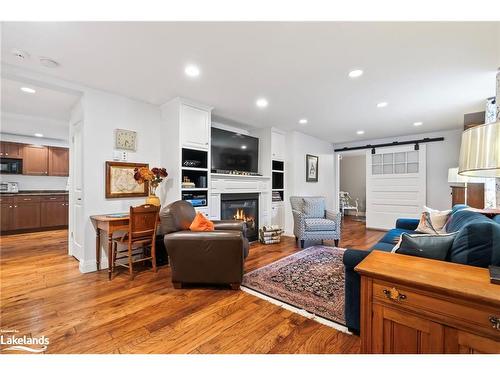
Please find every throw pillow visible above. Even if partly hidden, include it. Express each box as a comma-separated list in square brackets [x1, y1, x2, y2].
[303, 197, 325, 218]
[416, 206, 451, 234]
[392, 232, 457, 261]
[189, 212, 215, 232]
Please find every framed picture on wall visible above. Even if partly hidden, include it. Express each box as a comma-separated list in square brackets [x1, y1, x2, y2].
[105, 161, 149, 198]
[306, 154, 319, 182]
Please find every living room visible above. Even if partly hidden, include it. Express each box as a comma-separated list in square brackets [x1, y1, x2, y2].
[1, 2, 500, 373]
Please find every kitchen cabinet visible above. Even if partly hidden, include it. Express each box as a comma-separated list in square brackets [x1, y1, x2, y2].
[180, 103, 210, 150]
[23, 145, 49, 175]
[1, 203, 14, 231]
[0, 141, 23, 158]
[1, 194, 68, 233]
[271, 131, 285, 160]
[14, 198, 41, 230]
[41, 196, 68, 227]
[48, 147, 69, 176]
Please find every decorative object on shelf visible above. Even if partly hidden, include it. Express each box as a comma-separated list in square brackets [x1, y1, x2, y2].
[259, 225, 283, 244]
[306, 154, 318, 182]
[133, 166, 168, 206]
[105, 161, 149, 199]
[115, 129, 137, 151]
[181, 176, 196, 189]
[272, 191, 282, 202]
[182, 159, 202, 168]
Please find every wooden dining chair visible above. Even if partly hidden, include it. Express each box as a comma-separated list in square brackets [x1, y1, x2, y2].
[111, 204, 160, 279]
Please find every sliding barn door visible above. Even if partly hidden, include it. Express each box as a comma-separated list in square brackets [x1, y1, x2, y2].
[366, 145, 426, 230]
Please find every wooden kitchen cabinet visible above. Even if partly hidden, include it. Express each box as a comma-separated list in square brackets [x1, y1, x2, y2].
[356, 251, 500, 354]
[0, 141, 23, 158]
[14, 199, 41, 230]
[1, 194, 68, 233]
[48, 147, 69, 176]
[23, 145, 49, 175]
[41, 196, 68, 227]
[1, 203, 14, 231]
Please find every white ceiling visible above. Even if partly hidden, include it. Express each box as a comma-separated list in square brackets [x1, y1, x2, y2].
[1, 77, 79, 121]
[1, 22, 499, 143]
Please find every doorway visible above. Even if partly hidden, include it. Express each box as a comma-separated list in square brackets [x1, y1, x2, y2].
[338, 151, 366, 222]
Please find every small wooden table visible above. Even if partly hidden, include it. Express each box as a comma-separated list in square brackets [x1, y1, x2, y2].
[90, 214, 129, 280]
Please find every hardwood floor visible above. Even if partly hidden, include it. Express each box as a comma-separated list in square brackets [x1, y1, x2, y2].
[0, 218, 383, 354]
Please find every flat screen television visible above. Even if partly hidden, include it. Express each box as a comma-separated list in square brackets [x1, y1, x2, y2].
[211, 127, 259, 173]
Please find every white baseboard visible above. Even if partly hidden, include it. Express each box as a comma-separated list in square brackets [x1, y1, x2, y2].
[78, 258, 108, 273]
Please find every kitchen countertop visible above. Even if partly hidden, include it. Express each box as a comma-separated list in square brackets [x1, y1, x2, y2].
[0, 190, 69, 196]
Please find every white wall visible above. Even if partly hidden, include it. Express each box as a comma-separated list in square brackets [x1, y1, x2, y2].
[285, 131, 335, 234]
[339, 154, 366, 214]
[333, 129, 462, 211]
[0, 133, 69, 190]
[78, 88, 162, 272]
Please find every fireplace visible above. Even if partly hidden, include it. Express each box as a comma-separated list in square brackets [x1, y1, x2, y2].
[221, 193, 259, 242]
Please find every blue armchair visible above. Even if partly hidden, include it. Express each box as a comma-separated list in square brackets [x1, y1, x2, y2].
[290, 196, 341, 248]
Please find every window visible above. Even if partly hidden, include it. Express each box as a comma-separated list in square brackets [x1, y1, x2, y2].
[372, 150, 419, 175]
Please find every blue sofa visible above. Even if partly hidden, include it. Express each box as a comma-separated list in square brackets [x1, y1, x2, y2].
[343, 205, 500, 333]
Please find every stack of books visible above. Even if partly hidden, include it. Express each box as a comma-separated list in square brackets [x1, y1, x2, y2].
[272, 191, 282, 202]
[181, 182, 196, 189]
[259, 225, 283, 244]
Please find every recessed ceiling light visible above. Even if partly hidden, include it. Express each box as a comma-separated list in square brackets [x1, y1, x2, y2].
[184, 64, 200, 77]
[348, 69, 363, 78]
[20, 87, 36, 94]
[39, 57, 59, 68]
[299, 118, 308, 125]
[241, 145, 247, 150]
[413, 121, 423, 126]
[256, 98, 268, 108]
[377, 102, 388, 108]
[356, 130, 365, 135]
[34, 133, 44, 137]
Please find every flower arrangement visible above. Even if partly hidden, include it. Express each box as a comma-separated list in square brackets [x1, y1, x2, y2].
[133, 166, 168, 196]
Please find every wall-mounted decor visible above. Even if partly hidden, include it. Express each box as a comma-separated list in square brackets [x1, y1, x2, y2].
[115, 129, 137, 151]
[105, 161, 149, 198]
[306, 154, 319, 182]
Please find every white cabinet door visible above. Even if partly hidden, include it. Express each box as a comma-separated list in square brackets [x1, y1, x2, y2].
[209, 194, 221, 220]
[180, 104, 210, 150]
[271, 131, 285, 160]
[271, 202, 284, 228]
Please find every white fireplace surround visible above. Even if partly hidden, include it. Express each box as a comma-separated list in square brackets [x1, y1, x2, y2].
[209, 173, 272, 228]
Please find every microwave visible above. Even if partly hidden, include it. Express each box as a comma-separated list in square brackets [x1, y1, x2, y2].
[0, 158, 23, 174]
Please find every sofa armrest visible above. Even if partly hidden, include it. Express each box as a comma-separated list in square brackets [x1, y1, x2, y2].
[396, 218, 420, 231]
[213, 220, 247, 237]
[343, 249, 372, 333]
[164, 230, 245, 284]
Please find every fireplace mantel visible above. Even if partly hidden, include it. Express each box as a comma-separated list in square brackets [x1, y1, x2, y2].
[209, 173, 272, 228]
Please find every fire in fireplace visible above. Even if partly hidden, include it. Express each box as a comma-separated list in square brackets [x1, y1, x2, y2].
[221, 193, 259, 242]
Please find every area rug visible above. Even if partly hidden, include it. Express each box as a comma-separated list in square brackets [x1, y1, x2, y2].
[242, 246, 345, 326]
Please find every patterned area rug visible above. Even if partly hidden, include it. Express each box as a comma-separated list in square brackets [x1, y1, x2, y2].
[242, 246, 345, 325]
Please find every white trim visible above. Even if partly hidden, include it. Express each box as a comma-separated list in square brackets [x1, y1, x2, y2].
[240, 286, 351, 334]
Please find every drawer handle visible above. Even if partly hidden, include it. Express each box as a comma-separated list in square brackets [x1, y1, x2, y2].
[383, 287, 407, 302]
[489, 316, 500, 331]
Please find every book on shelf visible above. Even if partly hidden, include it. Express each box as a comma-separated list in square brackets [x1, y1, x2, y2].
[181, 183, 196, 189]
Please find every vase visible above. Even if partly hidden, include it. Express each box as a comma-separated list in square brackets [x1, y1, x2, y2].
[146, 185, 161, 206]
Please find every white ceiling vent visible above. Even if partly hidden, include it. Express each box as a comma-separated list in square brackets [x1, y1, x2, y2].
[11, 49, 30, 60]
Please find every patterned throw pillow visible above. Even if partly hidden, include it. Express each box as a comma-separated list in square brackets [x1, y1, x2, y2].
[416, 206, 451, 234]
[303, 198, 325, 218]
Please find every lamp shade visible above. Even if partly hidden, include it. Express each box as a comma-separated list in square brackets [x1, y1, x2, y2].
[458, 121, 500, 177]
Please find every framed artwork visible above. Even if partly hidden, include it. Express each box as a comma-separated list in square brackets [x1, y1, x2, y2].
[306, 154, 319, 182]
[105, 161, 149, 198]
[115, 129, 137, 151]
